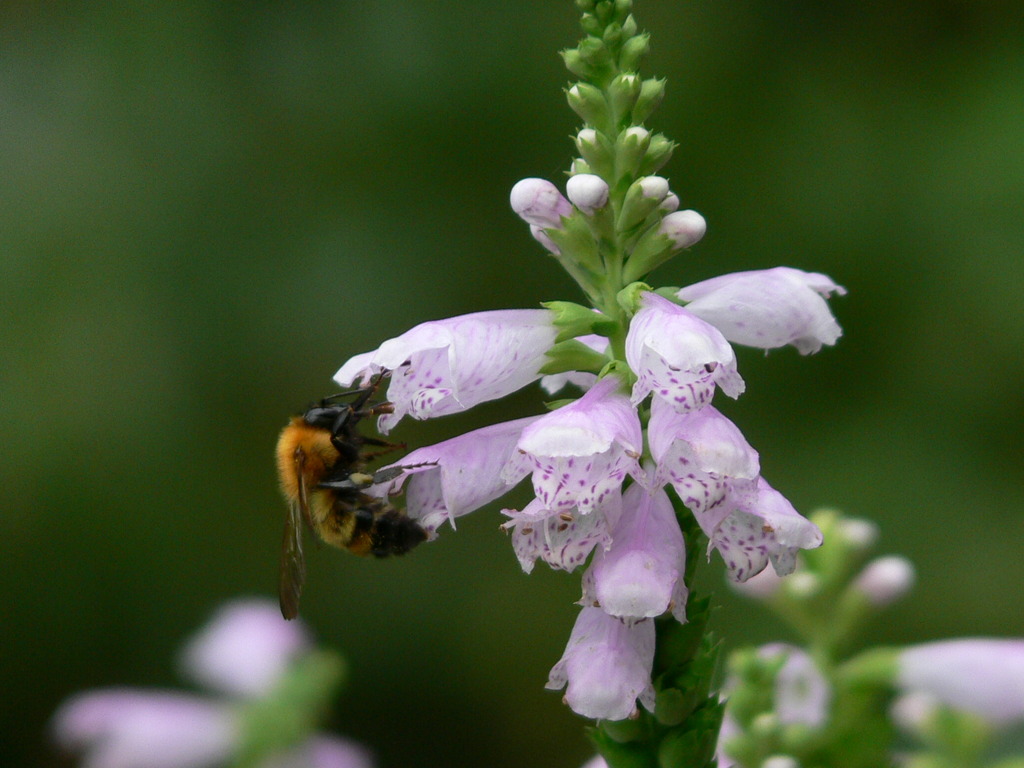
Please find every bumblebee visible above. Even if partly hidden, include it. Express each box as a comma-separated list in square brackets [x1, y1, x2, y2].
[275, 376, 426, 619]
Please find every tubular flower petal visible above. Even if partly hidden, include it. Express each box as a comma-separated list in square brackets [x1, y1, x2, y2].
[676, 267, 846, 354]
[512, 376, 643, 514]
[51, 690, 238, 768]
[648, 397, 760, 535]
[581, 483, 688, 624]
[179, 599, 311, 699]
[547, 607, 656, 721]
[372, 416, 541, 536]
[504, 495, 619, 574]
[898, 639, 1024, 725]
[334, 310, 558, 433]
[626, 292, 744, 412]
[711, 478, 823, 582]
[510, 177, 572, 228]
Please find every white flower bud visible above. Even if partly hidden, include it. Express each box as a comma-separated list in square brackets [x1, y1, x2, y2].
[510, 178, 571, 229]
[658, 209, 706, 249]
[637, 175, 669, 202]
[838, 517, 879, 550]
[566, 174, 609, 214]
[762, 757, 800, 768]
[854, 556, 915, 606]
[660, 192, 680, 212]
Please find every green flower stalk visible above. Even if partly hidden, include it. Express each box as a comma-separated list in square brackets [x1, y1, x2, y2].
[336, 2, 843, 767]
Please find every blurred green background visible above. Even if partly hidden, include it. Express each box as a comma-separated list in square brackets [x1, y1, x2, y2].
[3, 1, 1023, 766]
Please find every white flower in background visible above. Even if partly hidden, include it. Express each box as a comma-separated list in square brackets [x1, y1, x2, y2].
[51, 599, 373, 768]
[897, 639, 1024, 726]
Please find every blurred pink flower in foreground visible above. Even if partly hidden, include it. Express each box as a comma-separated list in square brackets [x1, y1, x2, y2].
[51, 599, 373, 768]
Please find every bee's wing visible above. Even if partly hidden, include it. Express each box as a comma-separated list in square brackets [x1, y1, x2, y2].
[279, 449, 308, 620]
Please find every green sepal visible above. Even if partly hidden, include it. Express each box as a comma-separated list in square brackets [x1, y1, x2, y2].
[618, 32, 650, 72]
[545, 214, 604, 274]
[577, 129, 616, 180]
[231, 650, 346, 768]
[562, 48, 595, 81]
[616, 281, 652, 316]
[621, 13, 638, 38]
[653, 286, 680, 301]
[607, 74, 642, 128]
[835, 647, 900, 690]
[540, 338, 611, 376]
[638, 133, 676, 176]
[571, 158, 593, 175]
[617, 179, 665, 233]
[613, 128, 652, 182]
[599, 359, 635, 388]
[589, 727, 659, 768]
[568, 82, 610, 129]
[632, 78, 665, 124]
[542, 300, 618, 342]
[602, 21, 624, 50]
[622, 227, 675, 284]
[656, 701, 726, 768]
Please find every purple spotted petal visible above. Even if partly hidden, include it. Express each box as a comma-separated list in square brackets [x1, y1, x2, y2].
[334, 310, 558, 433]
[515, 377, 642, 514]
[51, 689, 237, 768]
[712, 478, 823, 582]
[677, 267, 846, 355]
[898, 639, 1024, 725]
[504, 496, 619, 574]
[626, 292, 744, 412]
[546, 607, 656, 721]
[649, 398, 759, 533]
[582, 484, 687, 623]
[372, 416, 540, 536]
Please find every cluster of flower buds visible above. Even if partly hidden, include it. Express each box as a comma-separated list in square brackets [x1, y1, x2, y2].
[332, 0, 848, 729]
[51, 601, 372, 768]
[718, 509, 1024, 767]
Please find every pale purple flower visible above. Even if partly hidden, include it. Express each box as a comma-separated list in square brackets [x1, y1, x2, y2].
[334, 309, 558, 433]
[52, 690, 237, 768]
[546, 607, 656, 721]
[853, 556, 915, 606]
[898, 639, 1024, 725]
[658, 209, 706, 249]
[179, 599, 311, 699]
[371, 416, 541, 536]
[648, 397, 759, 535]
[260, 737, 374, 768]
[676, 267, 846, 355]
[507, 376, 643, 514]
[510, 177, 572, 228]
[51, 600, 373, 768]
[759, 644, 831, 728]
[566, 173, 610, 214]
[712, 478, 823, 582]
[581, 483, 687, 623]
[504, 494, 619, 574]
[626, 292, 744, 412]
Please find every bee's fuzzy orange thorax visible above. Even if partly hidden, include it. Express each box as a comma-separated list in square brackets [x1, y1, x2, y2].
[275, 417, 339, 501]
